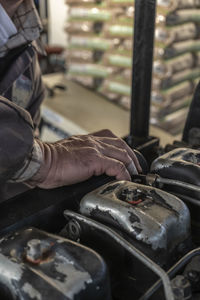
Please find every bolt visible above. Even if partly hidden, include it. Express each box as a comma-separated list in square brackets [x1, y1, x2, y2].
[186, 270, 200, 292]
[187, 270, 199, 283]
[173, 275, 188, 288]
[171, 275, 192, 300]
[66, 219, 81, 241]
[26, 239, 51, 264]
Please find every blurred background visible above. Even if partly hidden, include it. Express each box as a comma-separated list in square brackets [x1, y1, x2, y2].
[37, 0, 200, 143]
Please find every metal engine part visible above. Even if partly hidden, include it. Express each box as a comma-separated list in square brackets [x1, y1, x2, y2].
[184, 256, 200, 294]
[171, 275, 192, 300]
[79, 180, 191, 266]
[0, 228, 111, 300]
[63, 210, 176, 300]
[151, 148, 200, 200]
[151, 148, 200, 243]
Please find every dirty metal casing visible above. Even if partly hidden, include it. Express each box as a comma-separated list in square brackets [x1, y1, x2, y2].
[151, 148, 200, 243]
[80, 181, 191, 266]
[0, 228, 111, 300]
[151, 148, 200, 200]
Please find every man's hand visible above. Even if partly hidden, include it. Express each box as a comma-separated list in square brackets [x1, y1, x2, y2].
[28, 129, 142, 189]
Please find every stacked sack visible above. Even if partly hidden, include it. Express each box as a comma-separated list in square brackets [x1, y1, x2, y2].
[66, 0, 119, 92]
[99, 0, 134, 102]
[66, 0, 134, 101]
[151, 0, 200, 134]
[66, 0, 200, 135]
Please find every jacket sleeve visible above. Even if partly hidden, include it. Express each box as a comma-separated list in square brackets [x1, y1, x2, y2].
[0, 96, 42, 183]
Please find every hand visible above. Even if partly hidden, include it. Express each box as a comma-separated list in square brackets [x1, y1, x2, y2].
[27, 129, 142, 189]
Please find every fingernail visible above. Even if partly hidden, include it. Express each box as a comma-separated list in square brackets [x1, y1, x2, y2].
[127, 161, 138, 175]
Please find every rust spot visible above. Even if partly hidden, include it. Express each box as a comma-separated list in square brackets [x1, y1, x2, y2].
[127, 199, 143, 205]
[26, 252, 54, 265]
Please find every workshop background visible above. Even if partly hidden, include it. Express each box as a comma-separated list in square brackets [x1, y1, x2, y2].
[37, 0, 200, 143]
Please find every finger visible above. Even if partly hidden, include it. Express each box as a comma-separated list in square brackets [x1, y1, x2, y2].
[96, 137, 142, 173]
[90, 130, 142, 173]
[59, 132, 142, 173]
[94, 156, 131, 181]
[127, 161, 138, 175]
[97, 141, 138, 175]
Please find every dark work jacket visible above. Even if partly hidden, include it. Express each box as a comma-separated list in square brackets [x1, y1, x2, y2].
[0, 42, 45, 199]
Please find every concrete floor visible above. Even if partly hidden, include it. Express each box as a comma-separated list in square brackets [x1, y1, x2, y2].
[43, 73, 176, 146]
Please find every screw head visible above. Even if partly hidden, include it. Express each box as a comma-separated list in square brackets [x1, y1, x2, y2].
[187, 270, 199, 283]
[26, 239, 51, 264]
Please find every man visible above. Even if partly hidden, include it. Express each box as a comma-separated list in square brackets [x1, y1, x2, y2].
[0, 0, 141, 199]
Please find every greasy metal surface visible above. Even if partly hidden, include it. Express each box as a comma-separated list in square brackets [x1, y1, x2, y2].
[141, 247, 200, 300]
[171, 275, 192, 300]
[151, 148, 200, 198]
[64, 210, 175, 300]
[0, 228, 110, 300]
[80, 181, 190, 252]
[130, 0, 156, 144]
[151, 148, 200, 173]
[0, 174, 113, 237]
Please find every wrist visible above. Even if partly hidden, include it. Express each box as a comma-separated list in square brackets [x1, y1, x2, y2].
[9, 139, 43, 185]
[25, 140, 54, 188]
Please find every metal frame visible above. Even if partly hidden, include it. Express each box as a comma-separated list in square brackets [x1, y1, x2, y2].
[129, 0, 157, 147]
[38, 0, 49, 44]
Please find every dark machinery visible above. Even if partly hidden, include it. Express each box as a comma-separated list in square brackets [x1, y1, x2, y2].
[2, 0, 200, 299]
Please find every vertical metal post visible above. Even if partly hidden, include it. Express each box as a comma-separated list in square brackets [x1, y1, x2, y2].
[129, 0, 157, 147]
[39, 0, 49, 44]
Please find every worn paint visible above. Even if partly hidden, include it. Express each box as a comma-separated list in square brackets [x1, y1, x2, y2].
[0, 228, 103, 300]
[80, 181, 190, 251]
[22, 283, 42, 300]
[151, 148, 200, 173]
[0, 253, 24, 297]
[54, 256, 92, 299]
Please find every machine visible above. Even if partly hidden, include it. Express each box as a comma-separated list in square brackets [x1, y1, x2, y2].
[2, 0, 200, 299]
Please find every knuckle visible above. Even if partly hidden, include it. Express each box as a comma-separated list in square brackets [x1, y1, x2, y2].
[104, 129, 112, 134]
[121, 148, 128, 156]
[88, 147, 99, 156]
[85, 136, 96, 147]
[115, 137, 125, 147]
[119, 139, 126, 148]
[72, 135, 81, 141]
[116, 161, 126, 173]
[121, 149, 131, 161]
[92, 155, 103, 172]
[101, 129, 113, 136]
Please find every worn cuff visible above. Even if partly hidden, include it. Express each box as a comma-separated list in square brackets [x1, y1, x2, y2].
[8, 139, 43, 183]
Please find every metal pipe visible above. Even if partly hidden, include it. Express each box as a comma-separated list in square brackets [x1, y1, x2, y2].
[64, 210, 175, 300]
[133, 173, 200, 194]
[173, 193, 200, 207]
[140, 247, 200, 300]
[156, 176, 200, 193]
[130, 0, 157, 145]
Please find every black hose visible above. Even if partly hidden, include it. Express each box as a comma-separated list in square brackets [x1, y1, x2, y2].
[173, 193, 200, 208]
[156, 176, 200, 194]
